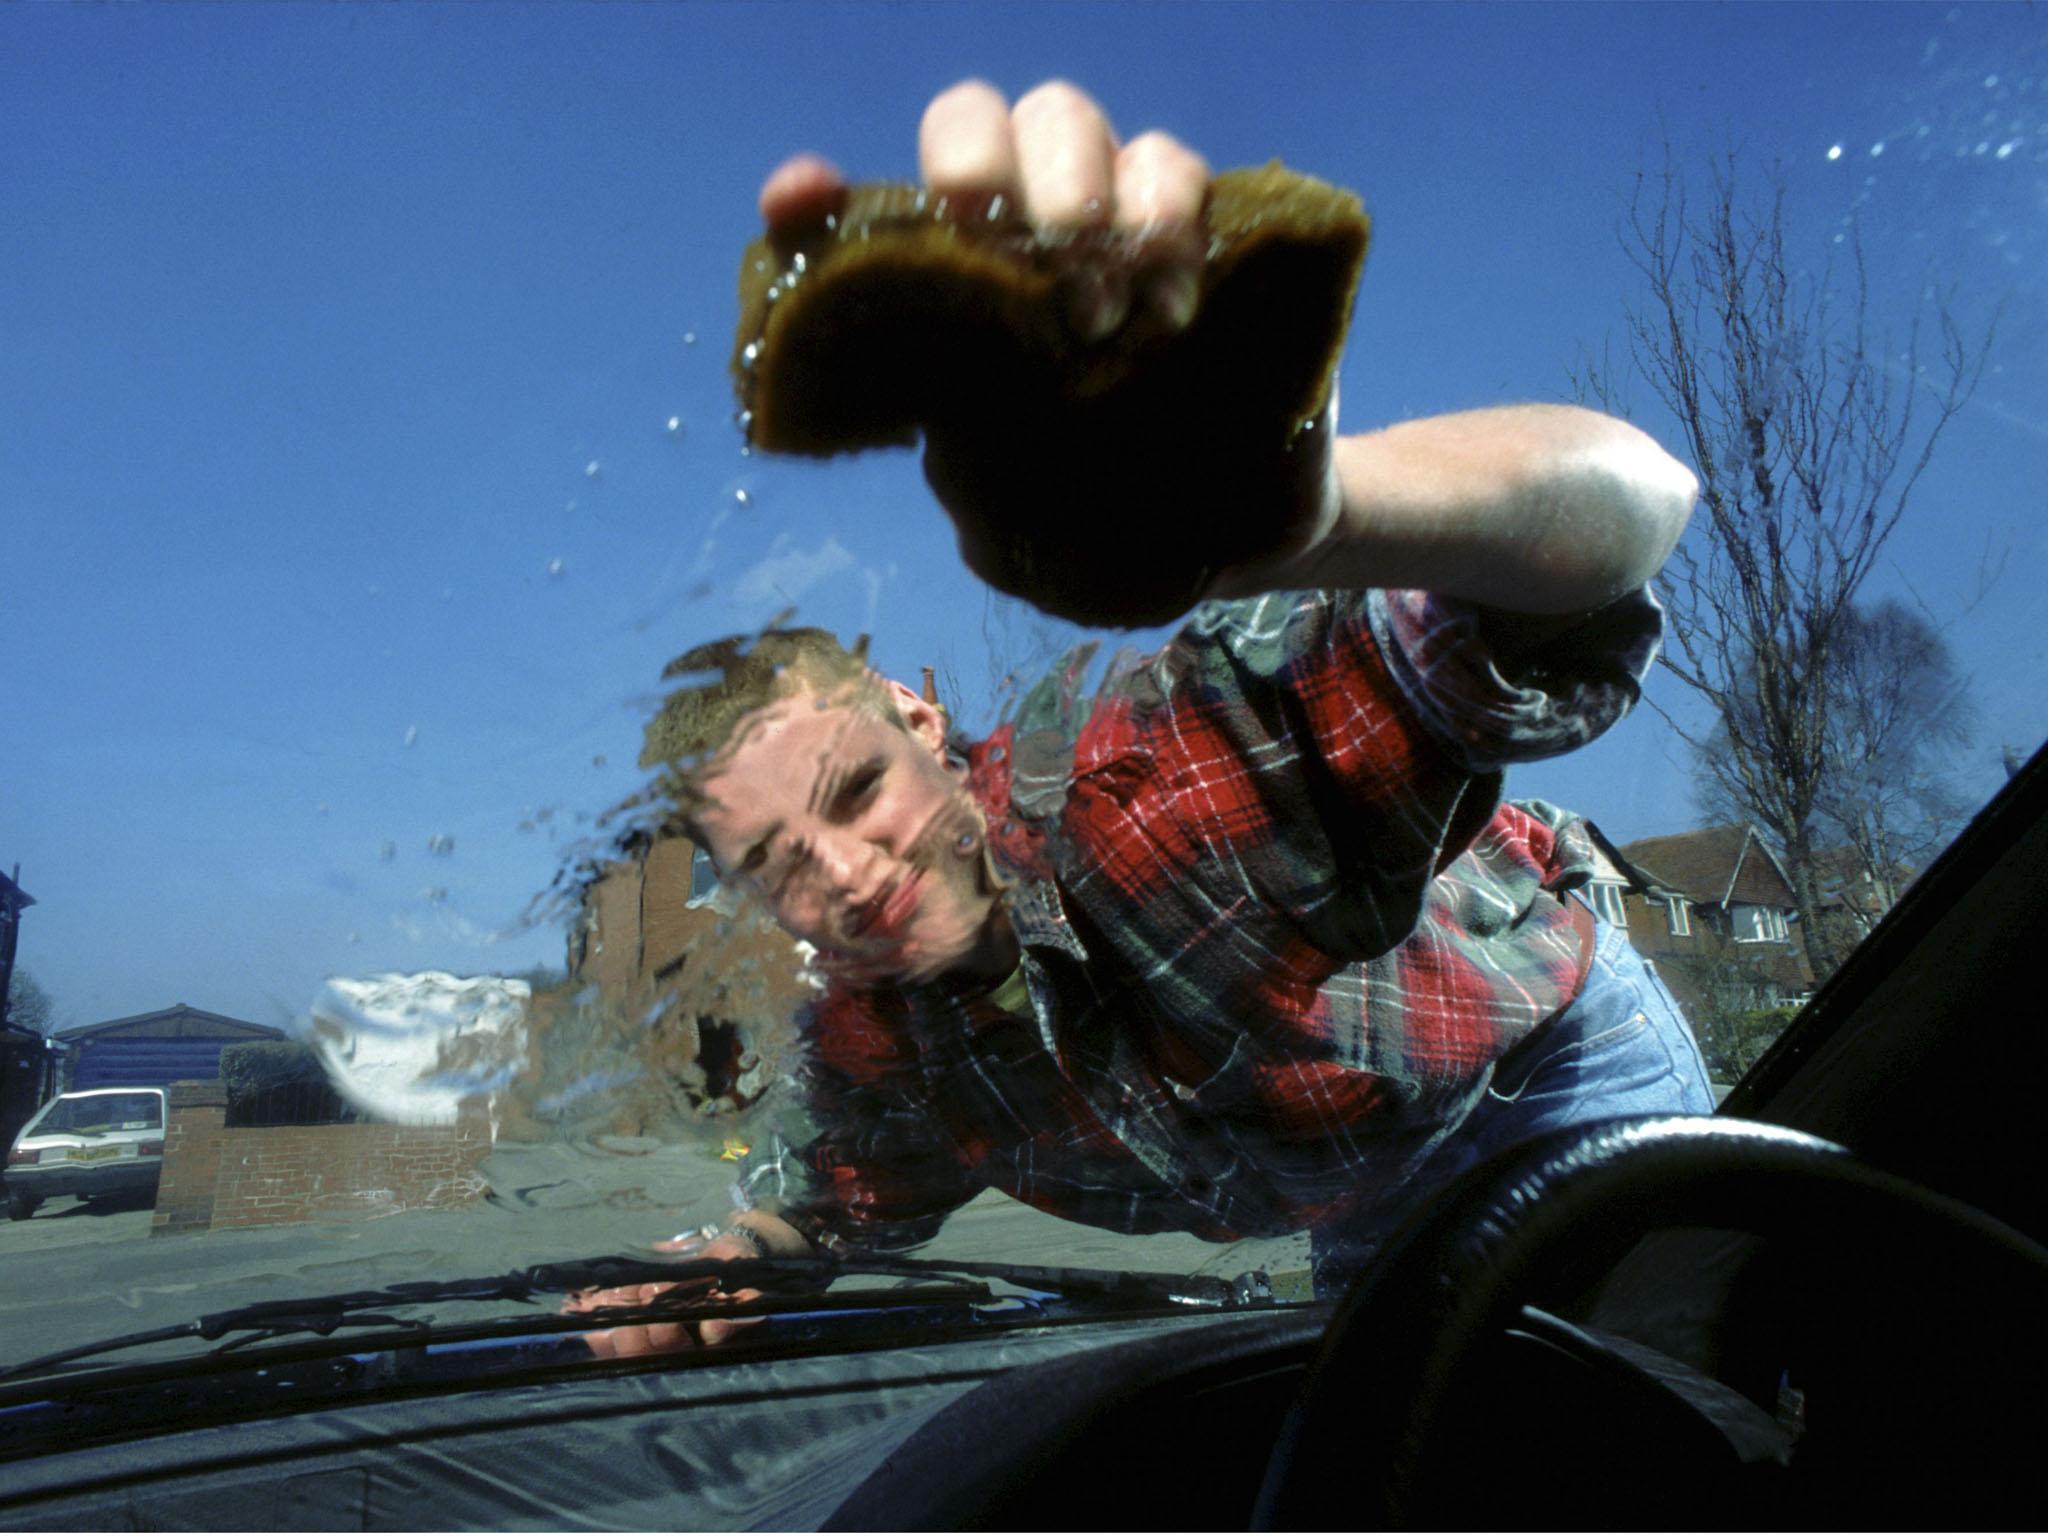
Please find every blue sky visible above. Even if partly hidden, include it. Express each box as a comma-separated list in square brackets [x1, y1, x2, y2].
[5, 1, 2044, 1031]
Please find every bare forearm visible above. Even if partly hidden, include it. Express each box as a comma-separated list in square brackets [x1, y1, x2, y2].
[1218, 405, 1698, 616]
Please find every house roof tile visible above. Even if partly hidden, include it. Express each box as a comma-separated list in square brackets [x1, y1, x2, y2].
[56, 1004, 284, 1042]
[1616, 825, 1800, 908]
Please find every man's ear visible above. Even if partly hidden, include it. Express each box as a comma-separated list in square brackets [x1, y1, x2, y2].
[878, 675, 948, 759]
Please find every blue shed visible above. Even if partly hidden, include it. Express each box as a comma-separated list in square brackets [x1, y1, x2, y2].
[58, 1005, 286, 1091]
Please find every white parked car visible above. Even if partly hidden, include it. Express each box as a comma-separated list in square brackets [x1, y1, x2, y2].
[4, 1088, 168, 1222]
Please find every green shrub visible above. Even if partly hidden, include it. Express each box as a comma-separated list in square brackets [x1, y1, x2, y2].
[220, 1040, 355, 1126]
[1699, 1005, 1801, 1083]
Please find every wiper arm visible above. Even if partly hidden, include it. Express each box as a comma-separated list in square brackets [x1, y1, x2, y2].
[0, 1253, 1278, 1385]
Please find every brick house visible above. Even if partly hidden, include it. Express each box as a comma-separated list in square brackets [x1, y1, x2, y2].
[1576, 823, 1817, 1026]
[559, 827, 816, 1125]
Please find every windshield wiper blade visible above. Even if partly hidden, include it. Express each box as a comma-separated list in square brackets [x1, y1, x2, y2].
[0, 1307, 437, 1384]
[0, 1253, 1278, 1385]
[515, 1252, 1271, 1307]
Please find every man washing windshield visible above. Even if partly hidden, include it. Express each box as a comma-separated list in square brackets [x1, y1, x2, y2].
[572, 79, 1709, 1351]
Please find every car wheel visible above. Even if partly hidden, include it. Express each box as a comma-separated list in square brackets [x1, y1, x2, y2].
[1252, 1115, 2048, 1529]
[7, 1192, 39, 1221]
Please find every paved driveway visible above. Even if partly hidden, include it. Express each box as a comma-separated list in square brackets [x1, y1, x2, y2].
[0, 1189, 156, 1254]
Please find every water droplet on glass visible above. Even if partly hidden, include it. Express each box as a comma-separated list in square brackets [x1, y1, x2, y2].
[741, 342, 760, 367]
[427, 833, 455, 857]
[1996, 140, 2018, 160]
[592, 754, 607, 768]
[584, 460, 601, 479]
[1985, 74, 1999, 88]
[421, 886, 449, 906]
[683, 331, 698, 346]
[734, 488, 752, 508]
[1826, 144, 1844, 161]
[1869, 141, 1886, 156]
[548, 557, 566, 578]
[348, 932, 361, 945]
[403, 725, 419, 748]
[666, 415, 685, 436]
[765, 285, 780, 303]
[379, 840, 397, 862]
[791, 251, 808, 274]
[987, 193, 1007, 221]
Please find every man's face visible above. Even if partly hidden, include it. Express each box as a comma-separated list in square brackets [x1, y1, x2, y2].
[690, 676, 1010, 985]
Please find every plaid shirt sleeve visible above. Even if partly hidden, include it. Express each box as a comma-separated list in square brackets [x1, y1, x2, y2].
[776, 989, 987, 1256]
[1066, 582, 1659, 990]
[1366, 586, 1663, 773]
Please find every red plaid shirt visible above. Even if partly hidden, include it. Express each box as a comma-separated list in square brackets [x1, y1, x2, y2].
[777, 585, 1662, 1254]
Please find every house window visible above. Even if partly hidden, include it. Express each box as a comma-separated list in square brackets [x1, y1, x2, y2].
[1667, 897, 1691, 937]
[687, 845, 721, 907]
[1587, 881, 1629, 927]
[1731, 904, 1788, 943]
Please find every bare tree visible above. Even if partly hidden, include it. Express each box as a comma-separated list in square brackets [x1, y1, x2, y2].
[1578, 155, 1994, 978]
[1808, 599, 1978, 917]
[1694, 597, 1978, 960]
[2, 968, 54, 1036]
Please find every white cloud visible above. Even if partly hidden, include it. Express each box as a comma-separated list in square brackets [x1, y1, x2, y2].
[732, 535, 857, 611]
[861, 564, 888, 630]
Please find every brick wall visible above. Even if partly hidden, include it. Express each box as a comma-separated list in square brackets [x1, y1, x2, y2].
[153, 1080, 230, 1236]
[152, 1079, 491, 1237]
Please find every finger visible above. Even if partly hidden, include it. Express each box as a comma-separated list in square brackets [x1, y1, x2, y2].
[1011, 80, 1117, 230]
[1113, 131, 1210, 332]
[584, 1319, 695, 1359]
[1111, 130, 1208, 236]
[919, 80, 1018, 202]
[759, 152, 848, 231]
[560, 1286, 619, 1316]
[698, 1288, 767, 1347]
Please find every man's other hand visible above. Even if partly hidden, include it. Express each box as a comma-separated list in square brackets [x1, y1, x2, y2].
[751, 79, 1354, 628]
[759, 79, 1210, 342]
[563, 1211, 812, 1358]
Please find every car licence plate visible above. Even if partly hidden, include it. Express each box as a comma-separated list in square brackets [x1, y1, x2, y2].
[67, 1145, 120, 1163]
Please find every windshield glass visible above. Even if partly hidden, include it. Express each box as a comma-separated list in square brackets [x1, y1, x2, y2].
[28, 1095, 163, 1138]
[3, 3, 2041, 1378]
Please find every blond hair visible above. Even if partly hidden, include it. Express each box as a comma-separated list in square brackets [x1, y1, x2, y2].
[640, 627, 897, 836]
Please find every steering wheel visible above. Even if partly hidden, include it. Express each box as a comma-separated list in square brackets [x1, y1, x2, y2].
[1251, 1115, 2048, 1529]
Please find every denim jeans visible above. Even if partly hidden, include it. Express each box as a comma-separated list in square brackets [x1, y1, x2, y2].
[1309, 913, 1715, 1295]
